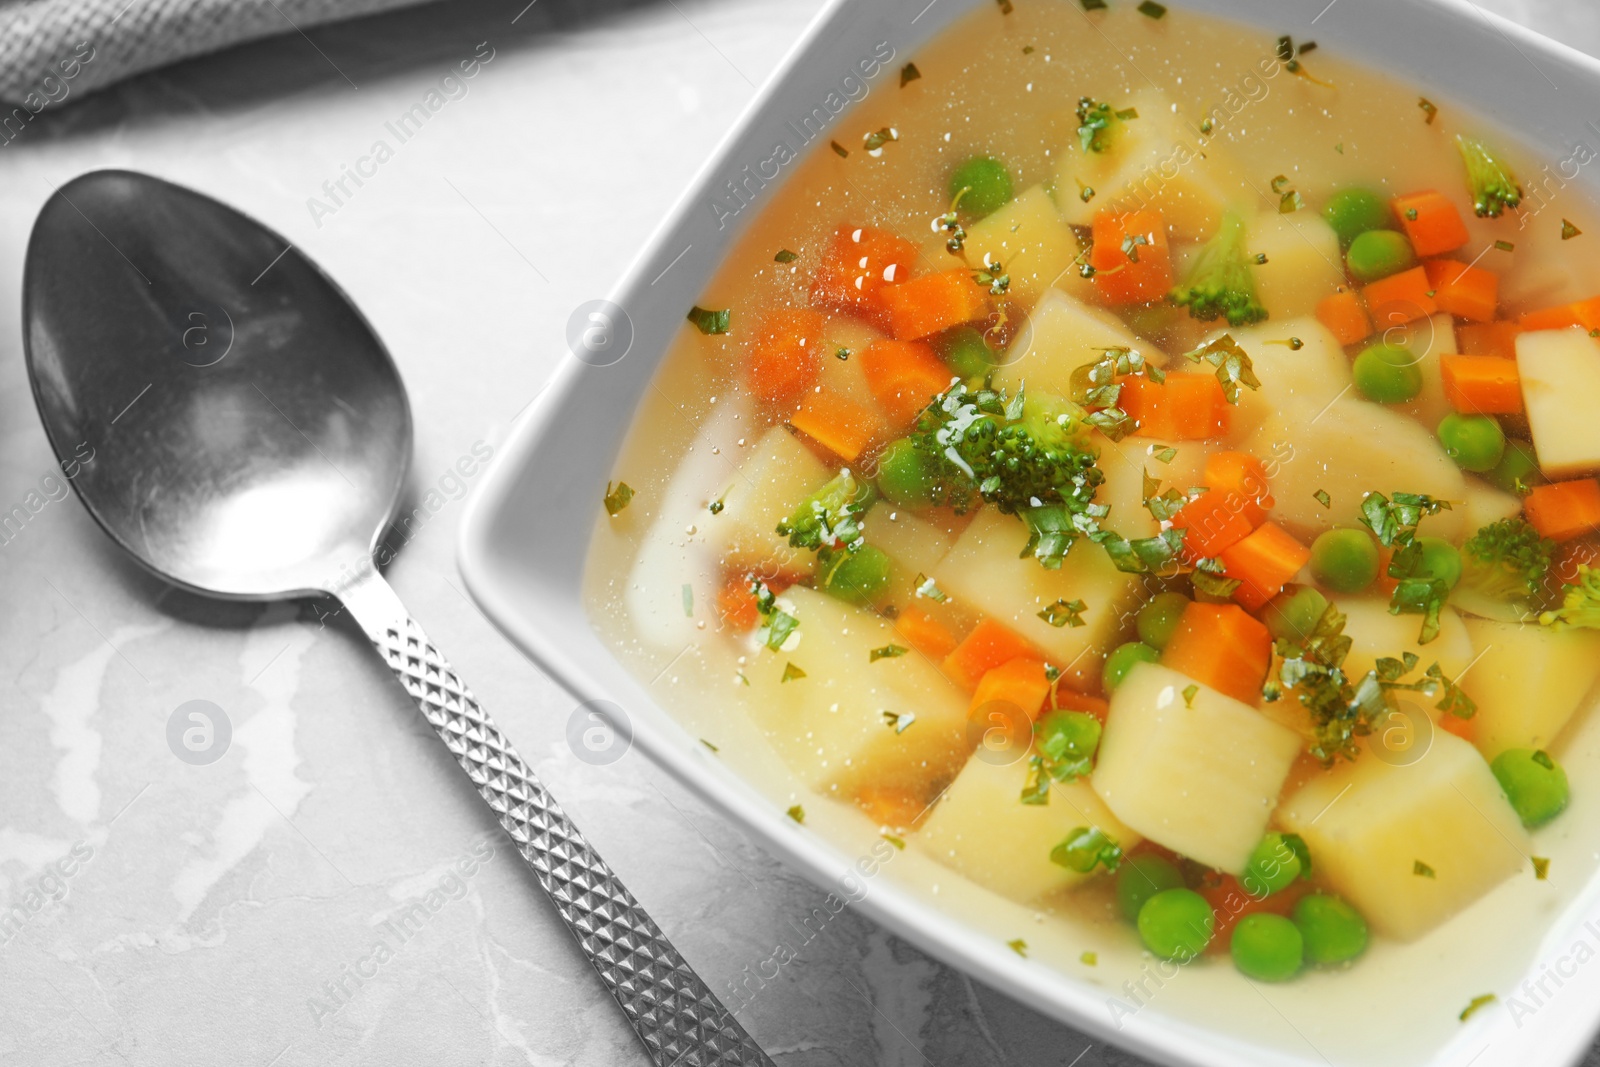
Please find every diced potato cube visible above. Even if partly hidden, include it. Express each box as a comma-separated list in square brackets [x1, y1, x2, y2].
[706, 427, 830, 577]
[1462, 617, 1600, 758]
[1397, 313, 1457, 431]
[1192, 318, 1349, 442]
[1335, 597, 1474, 684]
[934, 507, 1141, 690]
[870, 510, 955, 605]
[917, 754, 1141, 903]
[1246, 213, 1345, 320]
[1092, 663, 1303, 872]
[1056, 88, 1250, 238]
[1097, 435, 1208, 540]
[745, 586, 970, 796]
[1243, 398, 1466, 543]
[1517, 327, 1600, 478]
[963, 185, 1086, 309]
[992, 288, 1144, 400]
[1278, 730, 1531, 940]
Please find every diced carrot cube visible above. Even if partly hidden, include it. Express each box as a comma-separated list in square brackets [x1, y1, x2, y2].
[894, 605, 960, 660]
[1423, 259, 1499, 323]
[1520, 295, 1600, 333]
[1090, 209, 1173, 305]
[1117, 374, 1229, 440]
[1219, 522, 1312, 611]
[1171, 488, 1257, 562]
[1391, 190, 1470, 257]
[970, 657, 1053, 722]
[1160, 601, 1272, 706]
[1362, 266, 1437, 323]
[788, 390, 884, 462]
[882, 269, 991, 341]
[1439, 354, 1523, 415]
[1315, 289, 1372, 346]
[1458, 321, 1523, 360]
[943, 617, 1041, 692]
[745, 309, 826, 408]
[859, 339, 953, 427]
[810, 225, 919, 328]
[855, 785, 929, 829]
[1204, 451, 1275, 527]
[1525, 479, 1600, 542]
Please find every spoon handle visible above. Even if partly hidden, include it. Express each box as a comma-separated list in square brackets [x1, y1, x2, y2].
[338, 565, 772, 1067]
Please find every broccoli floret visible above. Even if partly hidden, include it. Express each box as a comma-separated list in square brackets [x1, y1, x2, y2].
[1541, 565, 1600, 630]
[776, 470, 875, 553]
[1456, 135, 1523, 218]
[1168, 211, 1268, 327]
[1460, 518, 1554, 602]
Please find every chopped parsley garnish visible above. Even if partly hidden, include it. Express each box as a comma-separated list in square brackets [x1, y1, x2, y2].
[1080, 951, 1098, 965]
[1414, 860, 1436, 878]
[1080, 0, 1107, 9]
[773, 248, 798, 263]
[603, 480, 634, 516]
[1155, 446, 1178, 463]
[1138, 0, 1167, 17]
[1120, 231, 1150, 262]
[1314, 489, 1332, 509]
[686, 306, 731, 334]
[1418, 97, 1438, 124]
[781, 662, 806, 683]
[1276, 36, 1325, 82]
[786, 804, 805, 823]
[1455, 135, 1522, 217]
[1532, 749, 1555, 769]
[1459, 994, 1495, 1022]
[1073, 345, 1165, 440]
[1008, 938, 1029, 956]
[1078, 182, 1096, 203]
[1192, 557, 1242, 599]
[1563, 219, 1583, 240]
[870, 644, 909, 662]
[972, 260, 1011, 295]
[1533, 856, 1551, 880]
[881, 709, 915, 733]
[914, 573, 949, 602]
[1050, 826, 1123, 873]
[830, 140, 849, 158]
[863, 126, 898, 153]
[708, 497, 725, 514]
[751, 580, 800, 650]
[1271, 173, 1305, 214]
[1361, 491, 1455, 643]
[1495, 239, 1515, 252]
[1038, 598, 1087, 628]
[1076, 96, 1130, 154]
[1142, 468, 1195, 523]
[1182, 684, 1198, 708]
[900, 62, 921, 87]
[1183, 333, 1261, 404]
[834, 346, 852, 361]
[700, 738, 720, 752]
[883, 833, 906, 849]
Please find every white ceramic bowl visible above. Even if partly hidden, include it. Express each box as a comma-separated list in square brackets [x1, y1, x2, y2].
[460, 2, 1600, 1063]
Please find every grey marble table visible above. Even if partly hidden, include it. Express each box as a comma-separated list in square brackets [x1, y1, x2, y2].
[3, 0, 1599, 1064]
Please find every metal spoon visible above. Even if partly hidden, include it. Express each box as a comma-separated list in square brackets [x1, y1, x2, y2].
[23, 169, 771, 1067]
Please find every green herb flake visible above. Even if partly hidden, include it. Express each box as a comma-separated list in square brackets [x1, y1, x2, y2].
[686, 306, 731, 335]
[1183, 333, 1261, 404]
[882, 833, 906, 850]
[996, 0, 1014, 12]
[1419, 97, 1438, 124]
[830, 140, 849, 158]
[1460, 994, 1496, 1022]
[1314, 489, 1331, 509]
[1414, 860, 1436, 878]
[1137, 0, 1167, 17]
[1334, 142, 1344, 154]
[835, 346, 852, 361]
[1039, 598, 1088, 628]
[774, 248, 799, 263]
[881, 709, 916, 733]
[1008, 938, 1029, 956]
[914, 573, 949, 602]
[700, 738, 720, 752]
[1080, 951, 1098, 965]
[1532, 749, 1555, 769]
[870, 644, 910, 662]
[1563, 219, 1583, 240]
[900, 62, 921, 87]
[863, 126, 899, 153]
[681, 584, 694, 617]
[1182, 683, 1199, 708]
[1050, 826, 1123, 874]
[781, 662, 807, 683]
[1079, 0, 1107, 9]
[1155, 446, 1178, 463]
[1495, 240, 1515, 252]
[708, 497, 725, 514]
[1022, 45, 1035, 55]
[1200, 117, 1214, 135]
[736, 670, 750, 686]
[786, 804, 806, 824]
[1079, 183, 1096, 204]
[603, 480, 634, 516]
[1533, 856, 1551, 880]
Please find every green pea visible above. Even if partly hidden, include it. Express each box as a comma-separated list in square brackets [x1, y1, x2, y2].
[1241, 833, 1305, 897]
[820, 545, 891, 605]
[1417, 537, 1463, 591]
[1136, 592, 1191, 649]
[1264, 587, 1330, 644]
[1437, 413, 1507, 473]
[1230, 913, 1304, 982]
[1346, 229, 1418, 283]
[1137, 888, 1214, 960]
[1103, 641, 1160, 694]
[1486, 439, 1545, 496]
[1323, 187, 1392, 248]
[1353, 343, 1423, 404]
[935, 325, 997, 379]
[1116, 854, 1186, 922]
[1491, 748, 1570, 828]
[875, 438, 941, 507]
[1036, 710, 1101, 763]
[1310, 528, 1380, 594]
[949, 156, 1014, 219]
[1292, 894, 1369, 965]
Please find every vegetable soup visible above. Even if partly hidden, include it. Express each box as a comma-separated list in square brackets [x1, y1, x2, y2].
[586, 0, 1600, 1053]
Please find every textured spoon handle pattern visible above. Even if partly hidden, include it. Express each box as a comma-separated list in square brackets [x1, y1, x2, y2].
[339, 567, 772, 1067]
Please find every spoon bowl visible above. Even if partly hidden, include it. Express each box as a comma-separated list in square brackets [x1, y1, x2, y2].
[22, 169, 769, 1067]
[24, 169, 408, 599]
